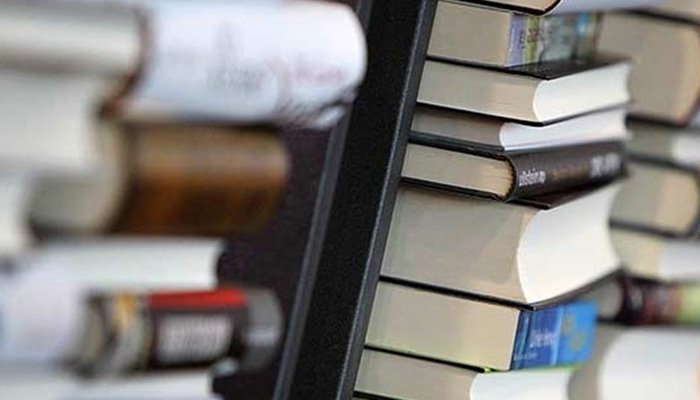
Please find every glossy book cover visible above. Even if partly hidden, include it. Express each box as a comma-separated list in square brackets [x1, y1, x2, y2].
[511, 301, 596, 369]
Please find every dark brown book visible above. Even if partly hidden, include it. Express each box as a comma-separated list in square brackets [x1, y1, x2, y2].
[30, 123, 289, 237]
[404, 133, 626, 203]
[443, 0, 657, 16]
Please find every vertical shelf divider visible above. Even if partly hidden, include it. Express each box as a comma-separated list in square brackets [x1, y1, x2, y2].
[290, 0, 437, 398]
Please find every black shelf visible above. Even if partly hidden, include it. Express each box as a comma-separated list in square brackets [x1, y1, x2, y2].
[215, 0, 437, 398]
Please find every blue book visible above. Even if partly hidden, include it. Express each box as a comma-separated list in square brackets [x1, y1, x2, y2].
[511, 301, 596, 369]
[366, 281, 597, 371]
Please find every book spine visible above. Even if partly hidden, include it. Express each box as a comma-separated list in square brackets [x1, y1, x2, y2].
[511, 301, 596, 369]
[112, 125, 289, 236]
[115, 2, 367, 129]
[605, 278, 700, 325]
[506, 13, 601, 67]
[75, 287, 282, 377]
[508, 141, 625, 200]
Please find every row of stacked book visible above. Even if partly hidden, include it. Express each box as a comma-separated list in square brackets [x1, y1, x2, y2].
[354, 0, 700, 399]
[0, 1, 366, 399]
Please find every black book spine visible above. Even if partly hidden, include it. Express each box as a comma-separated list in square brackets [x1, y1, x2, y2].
[507, 141, 626, 199]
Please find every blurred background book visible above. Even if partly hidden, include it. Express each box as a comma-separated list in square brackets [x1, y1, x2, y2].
[3, 0, 700, 399]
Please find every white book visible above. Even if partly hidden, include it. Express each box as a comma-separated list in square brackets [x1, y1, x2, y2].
[570, 325, 700, 400]
[0, 368, 217, 400]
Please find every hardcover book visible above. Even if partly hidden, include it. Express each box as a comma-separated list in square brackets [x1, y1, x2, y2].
[627, 120, 700, 166]
[355, 348, 573, 400]
[429, 0, 600, 67]
[365, 281, 597, 371]
[610, 158, 700, 238]
[569, 325, 700, 400]
[650, 0, 700, 23]
[403, 135, 625, 202]
[382, 184, 620, 304]
[0, 1, 366, 129]
[30, 123, 289, 237]
[418, 57, 631, 124]
[440, 0, 661, 15]
[584, 277, 700, 325]
[599, 13, 700, 127]
[0, 370, 216, 400]
[412, 106, 629, 151]
[612, 228, 700, 281]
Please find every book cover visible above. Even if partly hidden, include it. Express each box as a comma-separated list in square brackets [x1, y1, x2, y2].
[599, 278, 700, 325]
[506, 13, 601, 67]
[512, 302, 596, 369]
[408, 132, 626, 204]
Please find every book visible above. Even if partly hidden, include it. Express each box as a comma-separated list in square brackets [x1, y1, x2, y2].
[17, 237, 222, 290]
[0, 263, 282, 376]
[650, 0, 700, 23]
[610, 159, 700, 238]
[599, 13, 700, 126]
[0, 1, 140, 75]
[627, 120, 700, 165]
[418, 57, 631, 124]
[3, 237, 222, 364]
[0, 369, 217, 400]
[412, 106, 629, 152]
[365, 281, 596, 371]
[584, 277, 700, 325]
[355, 348, 573, 400]
[569, 325, 700, 400]
[382, 185, 619, 304]
[0, 1, 367, 129]
[612, 228, 700, 281]
[429, 1, 600, 68]
[0, 173, 33, 258]
[30, 123, 289, 237]
[0, 67, 107, 174]
[403, 137, 626, 202]
[436, 0, 661, 16]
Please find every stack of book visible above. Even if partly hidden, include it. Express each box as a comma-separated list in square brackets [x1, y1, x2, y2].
[353, 0, 660, 399]
[565, 3, 700, 398]
[0, 1, 367, 399]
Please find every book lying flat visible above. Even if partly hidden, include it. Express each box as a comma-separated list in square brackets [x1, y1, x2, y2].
[382, 185, 620, 304]
[365, 281, 596, 371]
[0, 369, 217, 400]
[611, 158, 700, 238]
[412, 106, 629, 152]
[403, 135, 625, 202]
[569, 325, 700, 400]
[355, 348, 573, 400]
[650, 0, 700, 24]
[30, 122, 289, 237]
[627, 120, 700, 166]
[612, 228, 700, 282]
[444, 0, 661, 15]
[418, 57, 631, 124]
[0, 173, 33, 258]
[583, 277, 700, 326]
[0, 1, 366, 128]
[429, 1, 600, 67]
[0, 67, 107, 174]
[600, 13, 700, 127]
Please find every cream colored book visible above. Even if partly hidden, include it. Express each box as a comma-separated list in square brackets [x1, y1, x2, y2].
[382, 185, 619, 304]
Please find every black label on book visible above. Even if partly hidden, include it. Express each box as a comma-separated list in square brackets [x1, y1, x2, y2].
[509, 141, 626, 199]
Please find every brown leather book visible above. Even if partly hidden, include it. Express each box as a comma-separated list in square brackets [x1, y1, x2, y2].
[30, 122, 289, 237]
